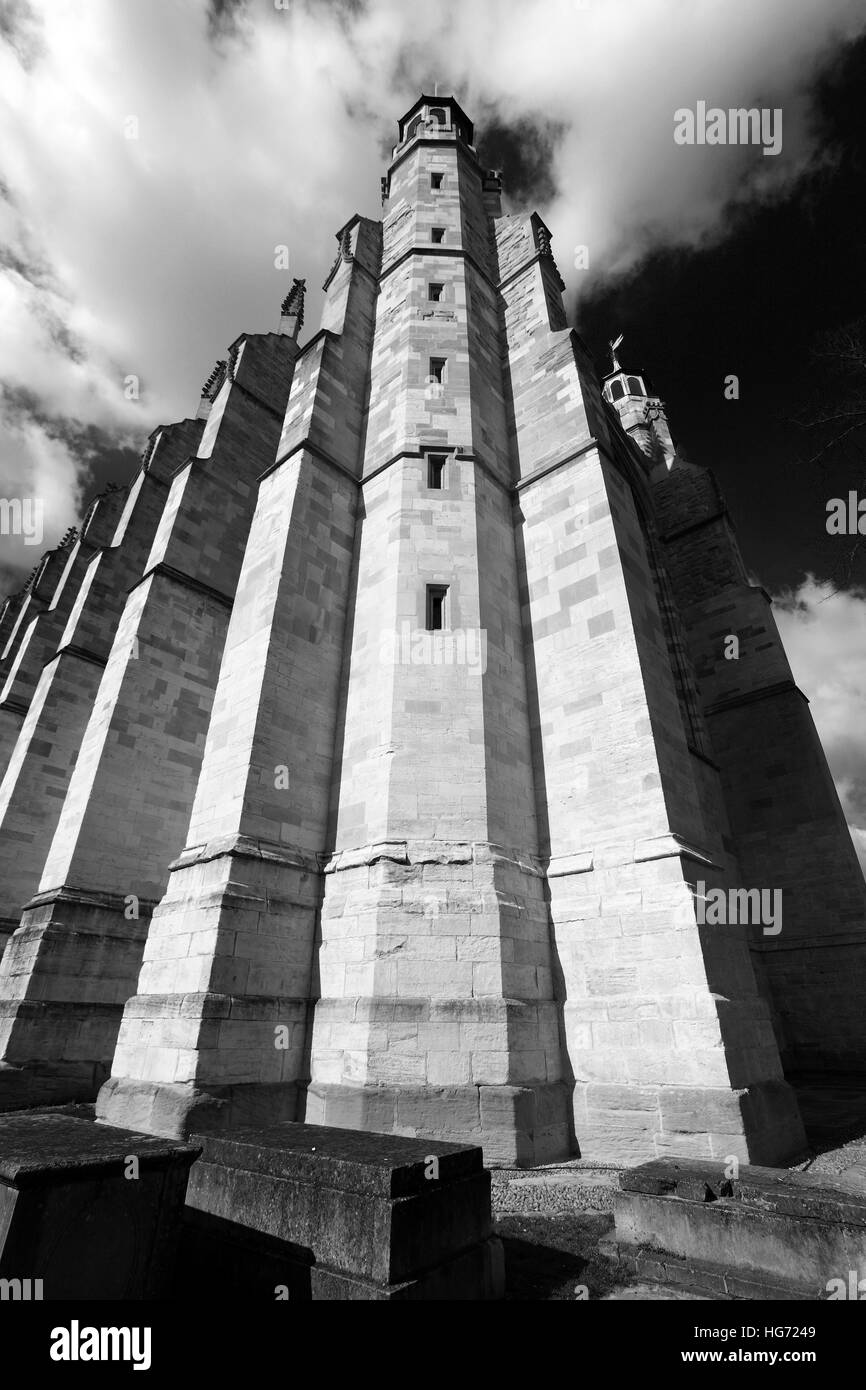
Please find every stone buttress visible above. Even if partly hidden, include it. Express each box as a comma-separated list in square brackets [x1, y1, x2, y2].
[494, 212, 805, 1165]
[652, 456, 866, 1078]
[0, 332, 298, 1108]
[0, 422, 202, 956]
[98, 223, 380, 1136]
[0, 531, 99, 780]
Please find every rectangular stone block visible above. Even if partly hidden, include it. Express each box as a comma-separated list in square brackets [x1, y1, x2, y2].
[610, 1156, 866, 1298]
[0, 1111, 198, 1298]
[184, 1121, 503, 1299]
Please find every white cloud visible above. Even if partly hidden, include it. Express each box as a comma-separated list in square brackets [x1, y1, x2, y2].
[1, 0, 864, 577]
[774, 576, 866, 873]
[0, 415, 84, 570]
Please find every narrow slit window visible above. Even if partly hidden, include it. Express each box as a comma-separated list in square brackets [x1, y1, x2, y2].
[429, 357, 446, 384]
[431, 226, 446, 244]
[428, 455, 446, 489]
[428, 283, 444, 302]
[431, 172, 444, 189]
[426, 585, 448, 631]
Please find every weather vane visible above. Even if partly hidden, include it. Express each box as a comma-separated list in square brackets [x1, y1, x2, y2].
[609, 332, 624, 373]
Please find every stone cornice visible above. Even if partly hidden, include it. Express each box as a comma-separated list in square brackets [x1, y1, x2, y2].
[386, 133, 486, 183]
[660, 509, 729, 544]
[169, 832, 320, 877]
[129, 562, 233, 610]
[512, 437, 603, 494]
[261, 430, 651, 515]
[0, 696, 28, 717]
[46, 643, 107, 671]
[704, 679, 809, 717]
[323, 838, 546, 878]
[260, 437, 358, 488]
[21, 884, 159, 918]
[379, 242, 498, 294]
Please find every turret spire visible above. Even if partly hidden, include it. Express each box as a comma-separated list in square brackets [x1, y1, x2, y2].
[279, 277, 306, 339]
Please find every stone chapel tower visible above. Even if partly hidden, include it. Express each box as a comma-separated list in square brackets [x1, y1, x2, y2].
[0, 96, 863, 1168]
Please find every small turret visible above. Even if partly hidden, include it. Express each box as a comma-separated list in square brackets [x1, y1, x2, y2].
[602, 334, 677, 470]
[391, 94, 475, 160]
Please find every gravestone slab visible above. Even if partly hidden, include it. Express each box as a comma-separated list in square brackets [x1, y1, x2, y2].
[0, 1112, 199, 1299]
[184, 1121, 504, 1300]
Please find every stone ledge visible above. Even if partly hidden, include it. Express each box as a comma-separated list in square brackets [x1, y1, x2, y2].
[323, 839, 545, 877]
[119, 991, 308, 1022]
[169, 833, 320, 875]
[18, 885, 158, 922]
[633, 833, 717, 868]
[547, 851, 593, 878]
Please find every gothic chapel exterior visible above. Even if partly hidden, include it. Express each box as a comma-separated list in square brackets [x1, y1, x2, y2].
[0, 96, 863, 1167]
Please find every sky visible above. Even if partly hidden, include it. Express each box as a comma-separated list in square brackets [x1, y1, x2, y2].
[1, 0, 865, 865]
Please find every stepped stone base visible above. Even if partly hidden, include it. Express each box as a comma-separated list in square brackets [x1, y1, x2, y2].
[0, 888, 151, 1110]
[304, 1079, 571, 1168]
[603, 1157, 866, 1299]
[97, 1076, 302, 1140]
[182, 1120, 504, 1300]
[575, 1076, 808, 1167]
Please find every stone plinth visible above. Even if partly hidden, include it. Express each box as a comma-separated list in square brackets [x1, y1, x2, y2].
[183, 1121, 504, 1299]
[0, 1111, 199, 1299]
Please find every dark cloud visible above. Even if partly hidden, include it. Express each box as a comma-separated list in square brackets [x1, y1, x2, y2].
[0, 0, 45, 70]
[206, 0, 250, 41]
[476, 113, 563, 208]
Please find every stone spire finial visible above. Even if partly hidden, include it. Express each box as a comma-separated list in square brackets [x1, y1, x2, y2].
[279, 278, 306, 339]
[196, 360, 227, 419]
[201, 360, 227, 401]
